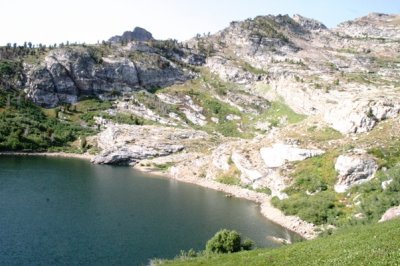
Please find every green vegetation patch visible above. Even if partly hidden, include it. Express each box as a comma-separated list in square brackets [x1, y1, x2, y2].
[0, 91, 93, 151]
[351, 140, 400, 222]
[135, 90, 180, 116]
[243, 16, 289, 42]
[351, 165, 400, 222]
[286, 151, 339, 194]
[257, 100, 306, 127]
[103, 113, 148, 126]
[0, 60, 19, 76]
[272, 191, 345, 225]
[368, 140, 400, 168]
[235, 60, 267, 76]
[0, 60, 24, 89]
[306, 126, 343, 142]
[216, 166, 241, 185]
[49, 98, 113, 126]
[345, 72, 373, 84]
[152, 162, 175, 171]
[273, 151, 353, 226]
[200, 95, 250, 138]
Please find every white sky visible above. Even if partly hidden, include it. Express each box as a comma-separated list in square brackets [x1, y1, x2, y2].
[1, 0, 399, 45]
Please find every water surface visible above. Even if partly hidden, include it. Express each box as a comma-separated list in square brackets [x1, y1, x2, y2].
[0, 156, 298, 265]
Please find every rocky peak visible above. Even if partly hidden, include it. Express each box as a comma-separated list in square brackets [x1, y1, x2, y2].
[239, 14, 306, 40]
[292, 14, 327, 31]
[109, 27, 154, 43]
[335, 13, 400, 39]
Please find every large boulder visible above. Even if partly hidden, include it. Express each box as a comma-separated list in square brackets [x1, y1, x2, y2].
[334, 153, 378, 193]
[260, 143, 324, 168]
[379, 206, 400, 222]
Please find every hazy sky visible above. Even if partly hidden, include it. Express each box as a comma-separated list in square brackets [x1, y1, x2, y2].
[1, 0, 399, 45]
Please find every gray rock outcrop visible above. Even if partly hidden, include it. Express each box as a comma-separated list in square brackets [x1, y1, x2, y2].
[292, 14, 327, 31]
[92, 144, 184, 165]
[91, 124, 208, 165]
[334, 153, 378, 193]
[25, 44, 198, 107]
[109, 27, 154, 43]
[335, 13, 400, 40]
[324, 98, 400, 134]
[206, 56, 262, 84]
[260, 143, 324, 168]
[379, 206, 400, 222]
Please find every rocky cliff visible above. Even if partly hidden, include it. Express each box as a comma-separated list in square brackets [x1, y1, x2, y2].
[19, 36, 205, 107]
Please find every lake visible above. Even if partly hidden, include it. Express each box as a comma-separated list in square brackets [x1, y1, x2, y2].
[0, 156, 298, 265]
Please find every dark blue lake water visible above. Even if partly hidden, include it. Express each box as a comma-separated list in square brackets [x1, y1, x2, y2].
[0, 156, 297, 265]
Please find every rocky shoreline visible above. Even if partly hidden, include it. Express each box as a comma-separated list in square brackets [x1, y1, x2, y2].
[135, 164, 318, 240]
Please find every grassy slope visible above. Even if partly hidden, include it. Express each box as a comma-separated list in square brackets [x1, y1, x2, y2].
[162, 219, 400, 266]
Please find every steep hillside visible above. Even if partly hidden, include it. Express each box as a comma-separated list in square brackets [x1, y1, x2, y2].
[193, 13, 400, 134]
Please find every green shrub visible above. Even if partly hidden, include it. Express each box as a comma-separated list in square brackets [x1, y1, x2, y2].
[272, 191, 345, 225]
[205, 229, 254, 254]
[87, 46, 104, 64]
[216, 166, 241, 185]
[0, 60, 17, 76]
[255, 187, 272, 195]
[152, 162, 174, 171]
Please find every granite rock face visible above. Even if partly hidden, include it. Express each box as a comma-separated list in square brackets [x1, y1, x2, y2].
[24, 43, 201, 107]
[109, 26, 154, 43]
[91, 124, 208, 165]
[292, 14, 327, 31]
[335, 13, 400, 40]
[324, 98, 400, 134]
[334, 153, 378, 193]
